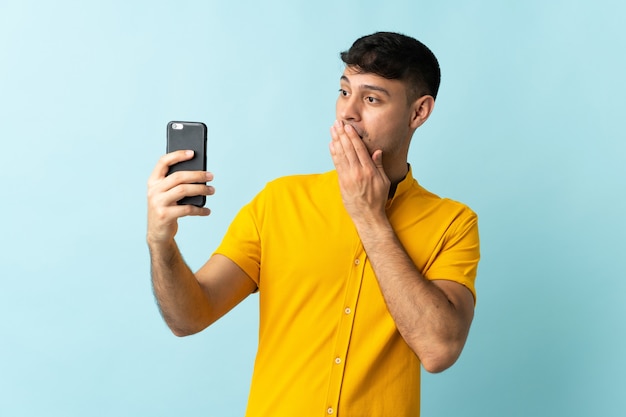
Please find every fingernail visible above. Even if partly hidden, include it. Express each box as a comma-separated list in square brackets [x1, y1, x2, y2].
[185, 150, 194, 156]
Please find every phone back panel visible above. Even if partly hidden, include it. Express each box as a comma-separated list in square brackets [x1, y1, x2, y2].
[166, 121, 207, 207]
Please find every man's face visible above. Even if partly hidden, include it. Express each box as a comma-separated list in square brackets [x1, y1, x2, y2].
[335, 66, 415, 159]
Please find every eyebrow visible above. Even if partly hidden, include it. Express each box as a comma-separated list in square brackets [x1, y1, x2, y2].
[340, 75, 391, 97]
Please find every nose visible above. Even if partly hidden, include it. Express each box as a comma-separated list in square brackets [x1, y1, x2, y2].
[336, 94, 361, 123]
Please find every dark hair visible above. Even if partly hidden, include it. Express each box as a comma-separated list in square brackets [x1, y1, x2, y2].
[340, 32, 441, 101]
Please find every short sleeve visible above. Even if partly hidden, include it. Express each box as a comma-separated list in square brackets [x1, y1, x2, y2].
[424, 209, 480, 301]
[213, 191, 265, 287]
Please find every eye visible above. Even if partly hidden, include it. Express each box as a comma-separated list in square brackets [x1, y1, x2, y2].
[338, 88, 349, 97]
[365, 96, 379, 104]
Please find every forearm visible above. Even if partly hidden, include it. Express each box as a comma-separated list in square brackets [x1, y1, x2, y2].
[355, 219, 471, 373]
[149, 238, 212, 336]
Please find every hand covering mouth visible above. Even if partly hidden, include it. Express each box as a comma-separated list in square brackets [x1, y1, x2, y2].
[345, 123, 364, 139]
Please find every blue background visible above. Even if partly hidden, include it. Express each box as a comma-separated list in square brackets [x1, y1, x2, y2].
[1, 0, 625, 416]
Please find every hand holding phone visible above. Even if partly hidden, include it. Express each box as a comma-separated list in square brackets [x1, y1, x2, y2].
[166, 121, 208, 207]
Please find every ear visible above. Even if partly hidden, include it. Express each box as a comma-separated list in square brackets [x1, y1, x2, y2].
[409, 95, 435, 129]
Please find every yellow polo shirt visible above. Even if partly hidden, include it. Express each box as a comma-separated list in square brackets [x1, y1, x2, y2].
[214, 167, 480, 416]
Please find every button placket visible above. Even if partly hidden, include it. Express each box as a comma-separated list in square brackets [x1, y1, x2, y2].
[324, 245, 366, 416]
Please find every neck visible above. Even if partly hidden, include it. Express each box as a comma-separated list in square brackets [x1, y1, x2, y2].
[385, 161, 410, 185]
[386, 162, 409, 199]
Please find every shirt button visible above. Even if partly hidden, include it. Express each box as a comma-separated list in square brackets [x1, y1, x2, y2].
[344, 307, 351, 314]
[335, 357, 342, 364]
[327, 407, 334, 414]
[354, 259, 360, 265]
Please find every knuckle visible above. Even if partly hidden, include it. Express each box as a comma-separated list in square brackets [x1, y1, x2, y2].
[182, 204, 196, 216]
[176, 184, 189, 198]
[153, 206, 169, 222]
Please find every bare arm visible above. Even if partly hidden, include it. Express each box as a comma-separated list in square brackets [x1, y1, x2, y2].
[352, 220, 474, 373]
[147, 151, 255, 336]
[329, 122, 474, 373]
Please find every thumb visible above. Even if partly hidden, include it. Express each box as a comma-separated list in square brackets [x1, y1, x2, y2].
[372, 149, 384, 170]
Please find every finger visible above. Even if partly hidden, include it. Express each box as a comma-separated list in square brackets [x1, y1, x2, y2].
[332, 121, 360, 167]
[329, 123, 346, 166]
[160, 203, 212, 219]
[148, 150, 195, 184]
[148, 171, 213, 212]
[329, 141, 347, 173]
[160, 183, 215, 207]
[158, 169, 213, 193]
[329, 123, 344, 162]
[371, 149, 386, 176]
[343, 124, 373, 166]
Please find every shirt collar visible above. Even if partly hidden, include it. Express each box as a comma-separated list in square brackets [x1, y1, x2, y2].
[386, 164, 415, 207]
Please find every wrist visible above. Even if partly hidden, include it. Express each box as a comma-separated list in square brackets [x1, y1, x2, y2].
[147, 234, 177, 254]
[353, 215, 393, 241]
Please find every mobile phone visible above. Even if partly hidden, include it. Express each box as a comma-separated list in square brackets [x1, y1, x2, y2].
[166, 121, 208, 207]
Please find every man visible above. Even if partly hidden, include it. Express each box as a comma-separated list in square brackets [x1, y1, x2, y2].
[147, 32, 480, 416]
